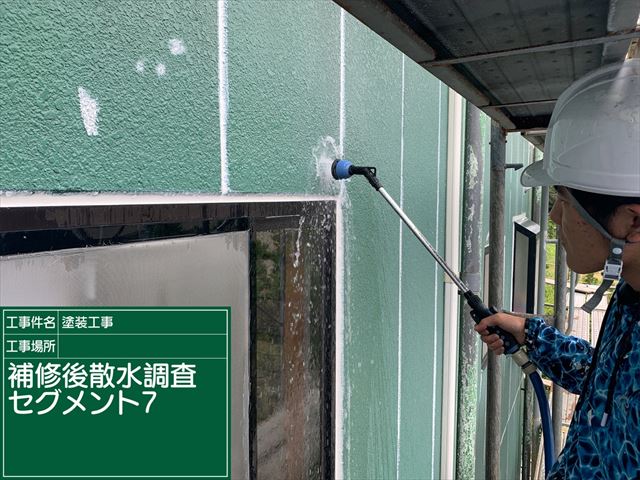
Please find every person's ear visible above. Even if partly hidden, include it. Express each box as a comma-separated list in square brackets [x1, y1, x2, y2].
[624, 204, 640, 243]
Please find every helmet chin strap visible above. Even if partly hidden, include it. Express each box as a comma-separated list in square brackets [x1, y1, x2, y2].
[565, 190, 626, 313]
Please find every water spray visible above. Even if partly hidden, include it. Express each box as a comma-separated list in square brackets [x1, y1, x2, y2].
[332, 159, 555, 475]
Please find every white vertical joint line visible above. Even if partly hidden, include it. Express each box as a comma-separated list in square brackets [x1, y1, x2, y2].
[218, 0, 230, 194]
[431, 81, 443, 479]
[335, 200, 345, 480]
[335, 9, 346, 480]
[339, 9, 346, 156]
[441, 88, 463, 480]
[395, 54, 405, 480]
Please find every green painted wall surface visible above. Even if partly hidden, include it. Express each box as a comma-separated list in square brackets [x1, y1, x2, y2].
[341, 15, 403, 478]
[1, 0, 219, 192]
[340, 15, 449, 476]
[227, 1, 340, 194]
[397, 60, 447, 480]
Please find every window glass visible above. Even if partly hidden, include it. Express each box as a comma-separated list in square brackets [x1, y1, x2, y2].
[255, 218, 330, 480]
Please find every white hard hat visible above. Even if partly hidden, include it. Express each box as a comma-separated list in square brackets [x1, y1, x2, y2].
[521, 58, 640, 196]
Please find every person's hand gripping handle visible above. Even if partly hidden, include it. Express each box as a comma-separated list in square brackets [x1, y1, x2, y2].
[464, 292, 521, 355]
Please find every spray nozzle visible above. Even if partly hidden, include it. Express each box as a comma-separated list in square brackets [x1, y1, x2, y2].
[331, 159, 383, 190]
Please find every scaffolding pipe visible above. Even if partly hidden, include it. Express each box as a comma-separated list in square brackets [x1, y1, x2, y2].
[522, 147, 538, 480]
[531, 185, 549, 474]
[536, 187, 550, 315]
[567, 272, 577, 334]
[456, 103, 483, 479]
[552, 243, 568, 458]
[522, 377, 534, 480]
[486, 121, 505, 480]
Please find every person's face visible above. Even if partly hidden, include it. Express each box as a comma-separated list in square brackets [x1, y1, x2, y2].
[549, 187, 610, 274]
[549, 187, 640, 274]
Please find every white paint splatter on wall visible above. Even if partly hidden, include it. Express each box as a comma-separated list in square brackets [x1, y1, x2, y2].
[77, 87, 99, 136]
[169, 38, 186, 55]
[136, 60, 145, 73]
[155, 63, 166, 76]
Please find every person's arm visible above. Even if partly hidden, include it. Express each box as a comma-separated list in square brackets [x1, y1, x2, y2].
[475, 313, 593, 395]
[523, 316, 594, 394]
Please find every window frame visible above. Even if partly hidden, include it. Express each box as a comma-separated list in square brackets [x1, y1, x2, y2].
[1, 200, 336, 480]
[511, 216, 540, 315]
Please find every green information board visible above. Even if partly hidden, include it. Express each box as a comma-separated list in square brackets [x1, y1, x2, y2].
[2, 308, 230, 479]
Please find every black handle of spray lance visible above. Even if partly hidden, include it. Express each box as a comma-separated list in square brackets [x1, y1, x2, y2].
[463, 291, 519, 354]
[331, 159, 532, 364]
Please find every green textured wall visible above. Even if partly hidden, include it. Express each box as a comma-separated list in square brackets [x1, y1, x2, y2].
[341, 15, 448, 478]
[228, 0, 340, 194]
[398, 59, 447, 479]
[1, 0, 219, 192]
[2, 1, 533, 478]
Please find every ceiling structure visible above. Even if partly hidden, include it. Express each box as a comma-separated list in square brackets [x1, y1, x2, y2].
[334, 0, 640, 148]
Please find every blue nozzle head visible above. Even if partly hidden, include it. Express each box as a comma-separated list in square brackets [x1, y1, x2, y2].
[331, 159, 353, 180]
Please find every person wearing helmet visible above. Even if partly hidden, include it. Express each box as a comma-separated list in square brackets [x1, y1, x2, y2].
[476, 58, 640, 479]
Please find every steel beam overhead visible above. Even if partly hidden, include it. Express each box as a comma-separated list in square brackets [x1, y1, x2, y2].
[490, 99, 557, 109]
[422, 29, 640, 67]
[335, 0, 640, 133]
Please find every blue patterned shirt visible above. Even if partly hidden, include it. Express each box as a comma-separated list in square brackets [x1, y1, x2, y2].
[525, 281, 640, 479]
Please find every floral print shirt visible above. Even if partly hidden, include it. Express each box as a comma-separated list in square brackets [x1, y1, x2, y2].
[525, 281, 640, 479]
